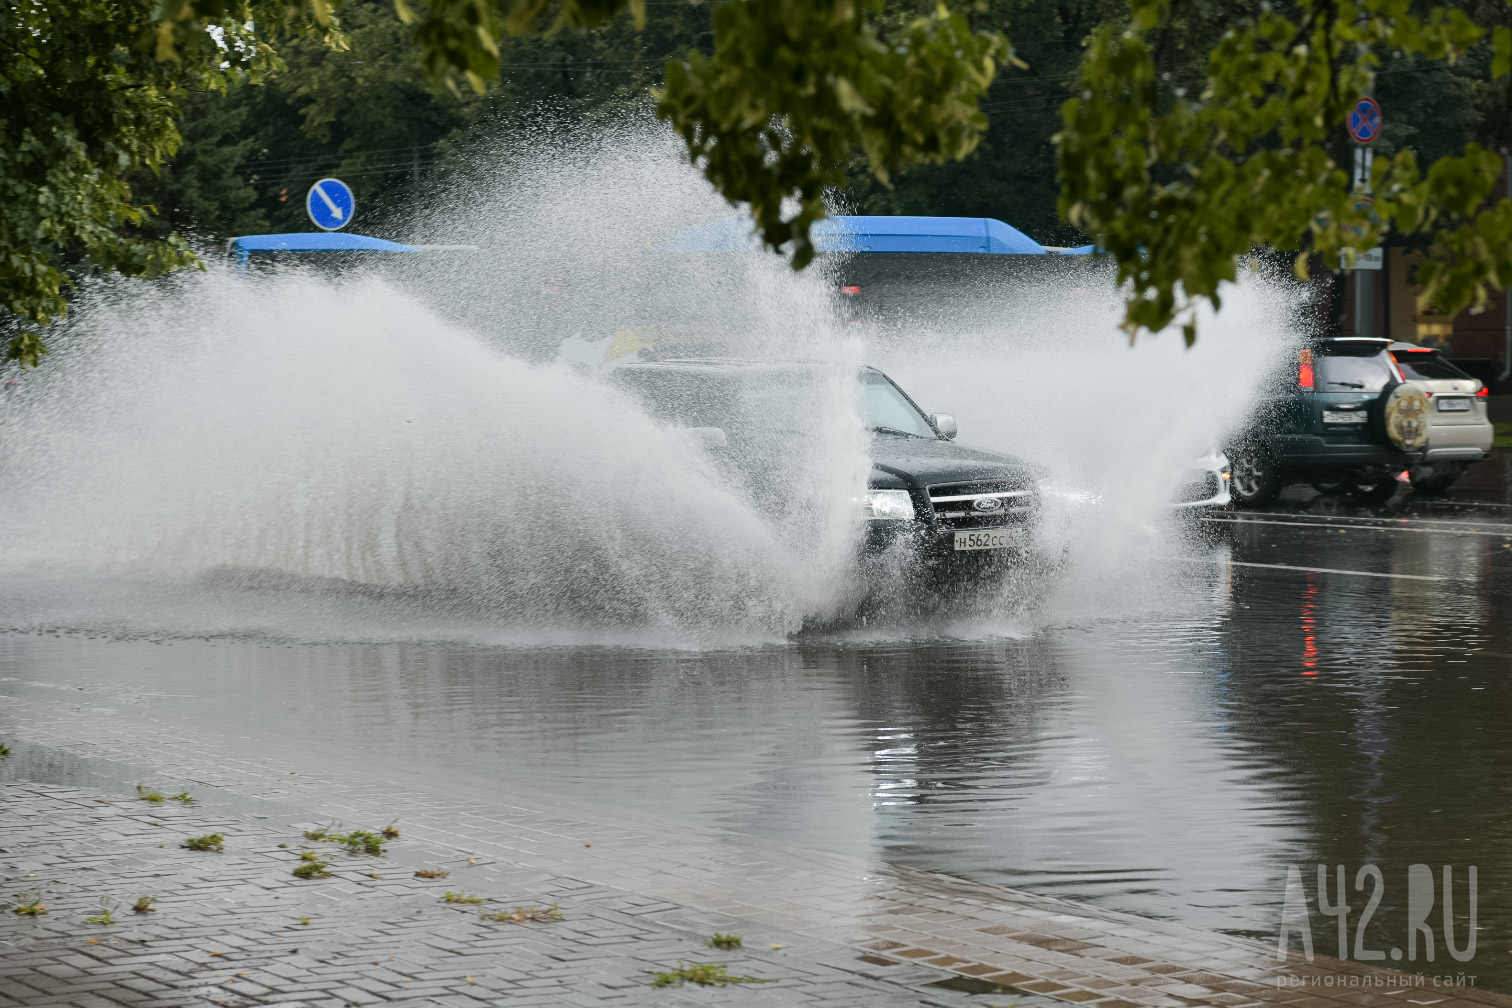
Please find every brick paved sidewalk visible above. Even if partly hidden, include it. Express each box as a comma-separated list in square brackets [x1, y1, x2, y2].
[0, 772, 1049, 1008]
[4, 693, 1509, 1008]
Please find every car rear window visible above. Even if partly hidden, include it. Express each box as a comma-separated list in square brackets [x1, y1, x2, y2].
[1314, 345, 1395, 393]
[1392, 349, 1471, 381]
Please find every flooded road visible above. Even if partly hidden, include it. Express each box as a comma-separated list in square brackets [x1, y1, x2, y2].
[4, 453, 1510, 991]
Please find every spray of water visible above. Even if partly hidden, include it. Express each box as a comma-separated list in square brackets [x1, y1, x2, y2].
[0, 124, 880, 646]
[0, 119, 1302, 646]
[863, 273, 1301, 628]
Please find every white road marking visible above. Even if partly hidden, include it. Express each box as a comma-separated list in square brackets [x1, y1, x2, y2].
[1205, 516, 1512, 538]
[1222, 560, 1450, 581]
[1222, 510, 1512, 530]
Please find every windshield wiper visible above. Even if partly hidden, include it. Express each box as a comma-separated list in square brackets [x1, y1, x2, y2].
[868, 425, 926, 438]
[1325, 380, 1365, 389]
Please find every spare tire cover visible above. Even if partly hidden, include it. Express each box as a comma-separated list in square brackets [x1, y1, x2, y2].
[1384, 383, 1431, 452]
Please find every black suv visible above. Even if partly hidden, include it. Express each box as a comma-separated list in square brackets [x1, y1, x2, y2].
[605, 358, 1045, 580]
[1227, 337, 1430, 506]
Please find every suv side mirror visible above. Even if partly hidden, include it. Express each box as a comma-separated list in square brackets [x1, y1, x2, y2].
[929, 413, 957, 440]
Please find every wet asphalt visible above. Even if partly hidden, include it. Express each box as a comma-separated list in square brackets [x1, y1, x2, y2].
[2, 449, 1510, 991]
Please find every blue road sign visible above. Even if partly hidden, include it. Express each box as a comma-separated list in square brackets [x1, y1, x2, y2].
[306, 178, 355, 231]
[1347, 97, 1382, 145]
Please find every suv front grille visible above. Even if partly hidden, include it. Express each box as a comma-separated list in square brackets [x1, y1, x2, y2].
[927, 481, 1036, 531]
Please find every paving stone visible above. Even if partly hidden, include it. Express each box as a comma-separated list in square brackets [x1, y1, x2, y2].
[5, 704, 1509, 1008]
[3, 781, 980, 1008]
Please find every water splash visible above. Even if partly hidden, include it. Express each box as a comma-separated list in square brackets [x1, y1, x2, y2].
[0, 125, 874, 645]
[1, 268, 867, 643]
[0, 120, 1302, 646]
[864, 271, 1301, 628]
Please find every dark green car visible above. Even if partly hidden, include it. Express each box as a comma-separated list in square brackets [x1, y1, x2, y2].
[1226, 337, 1431, 507]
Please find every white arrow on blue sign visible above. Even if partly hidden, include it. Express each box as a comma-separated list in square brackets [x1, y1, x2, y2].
[306, 178, 355, 231]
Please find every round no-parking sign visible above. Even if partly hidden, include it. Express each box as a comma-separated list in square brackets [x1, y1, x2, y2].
[1347, 98, 1382, 145]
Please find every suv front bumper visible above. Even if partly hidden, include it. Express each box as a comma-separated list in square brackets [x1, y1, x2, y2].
[860, 480, 1043, 588]
[861, 521, 1033, 599]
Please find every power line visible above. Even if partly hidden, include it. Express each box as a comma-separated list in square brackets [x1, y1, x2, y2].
[242, 144, 437, 171]
[233, 51, 1502, 182]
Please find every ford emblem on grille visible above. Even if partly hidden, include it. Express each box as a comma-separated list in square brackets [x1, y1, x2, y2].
[971, 497, 1003, 513]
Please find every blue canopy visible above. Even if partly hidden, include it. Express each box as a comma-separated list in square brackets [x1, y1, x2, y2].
[658, 215, 1048, 255]
[229, 232, 420, 268]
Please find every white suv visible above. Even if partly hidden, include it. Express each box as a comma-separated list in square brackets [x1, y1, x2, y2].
[1389, 341, 1494, 492]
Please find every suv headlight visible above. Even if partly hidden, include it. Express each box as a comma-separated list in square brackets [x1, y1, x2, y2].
[863, 489, 916, 521]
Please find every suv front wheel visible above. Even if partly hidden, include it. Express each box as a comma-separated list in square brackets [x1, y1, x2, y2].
[1228, 449, 1280, 507]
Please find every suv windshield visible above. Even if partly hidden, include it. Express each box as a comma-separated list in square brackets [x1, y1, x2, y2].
[861, 371, 936, 437]
[1392, 349, 1472, 381]
[1315, 345, 1395, 393]
[609, 365, 939, 438]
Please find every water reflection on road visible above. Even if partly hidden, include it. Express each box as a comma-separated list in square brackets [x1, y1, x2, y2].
[2, 480, 1510, 989]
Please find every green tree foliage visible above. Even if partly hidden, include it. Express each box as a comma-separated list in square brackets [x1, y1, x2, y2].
[654, 0, 1008, 267]
[5, 0, 1512, 366]
[0, 0, 340, 365]
[184, 0, 711, 235]
[236, 0, 470, 232]
[131, 92, 269, 244]
[1058, 0, 1512, 344]
[842, 0, 1126, 244]
[355, 0, 1011, 266]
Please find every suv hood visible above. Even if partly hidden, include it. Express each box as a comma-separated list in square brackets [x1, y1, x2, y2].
[870, 435, 1044, 489]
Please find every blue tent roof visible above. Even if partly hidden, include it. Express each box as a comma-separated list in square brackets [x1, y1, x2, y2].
[228, 232, 421, 269]
[230, 233, 420, 255]
[658, 215, 1048, 255]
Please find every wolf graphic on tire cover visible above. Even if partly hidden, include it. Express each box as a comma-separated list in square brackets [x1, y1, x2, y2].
[1384, 383, 1430, 453]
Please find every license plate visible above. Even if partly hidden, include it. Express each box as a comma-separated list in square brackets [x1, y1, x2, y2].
[1323, 410, 1366, 424]
[953, 528, 1025, 551]
[1436, 398, 1471, 412]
